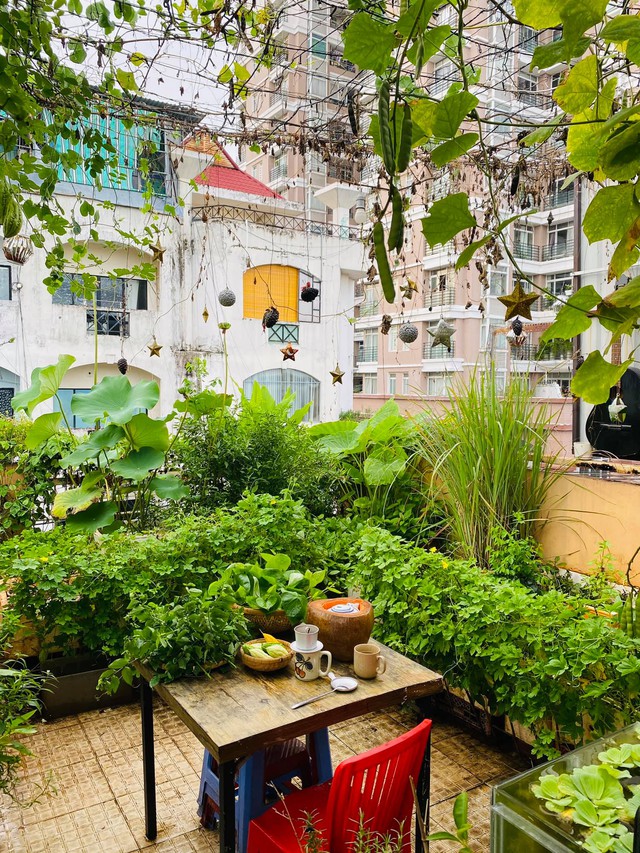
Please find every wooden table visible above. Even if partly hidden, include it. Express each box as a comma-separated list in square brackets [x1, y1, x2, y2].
[136, 643, 443, 852]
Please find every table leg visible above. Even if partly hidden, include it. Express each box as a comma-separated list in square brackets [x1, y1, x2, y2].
[219, 759, 237, 853]
[415, 735, 431, 853]
[140, 679, 157, 841]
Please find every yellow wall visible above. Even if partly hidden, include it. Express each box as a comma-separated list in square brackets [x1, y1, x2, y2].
[243, 265, 298, 322]
[538, 473, 640, 585]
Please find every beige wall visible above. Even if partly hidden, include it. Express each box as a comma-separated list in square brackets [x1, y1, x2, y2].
[539, 474, 640, 585]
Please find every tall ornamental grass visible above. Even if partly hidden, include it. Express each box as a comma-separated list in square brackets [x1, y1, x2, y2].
[416, 369, 565, 568]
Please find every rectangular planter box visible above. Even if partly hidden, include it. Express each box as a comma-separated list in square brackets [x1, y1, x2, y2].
[40, 655, 137, 719]
[491, 723, 640, 852]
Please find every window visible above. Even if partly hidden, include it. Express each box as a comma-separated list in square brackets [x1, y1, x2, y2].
[0, 266, 11, 300]
[0, 368, 18, 416]
[360, 287, 378, 317]
[353, 374, 363, 394]
[541, 271, 572, 308]
[388, 373, 396, 395]
[402, 373, 410, 395]
[514, 224, 534, 258]
[271, 154, 288, 182]
[551, 73, 563, 91]
[243, 264, 299, 322]
[268, 323, 299, 344]
[517, 72, 538, 106]
[311, 35, 326, 57]
[363, 375, 378, 394]
[133, 132, 167, 196]
[243, 369, 319, 422]
[54, 389, 92, 429]
[432, 59, 454, 96]
[53, 275, 148, 309]
[545, 222, 573, 259]
[518, 25, 537, 52]
[489, 268, 508, 296]
[388, 325, 398, 352]
[427, 373, 451, 396]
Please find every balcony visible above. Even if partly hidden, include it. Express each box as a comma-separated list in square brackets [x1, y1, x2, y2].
[542, 240, 573, 261]
[423, 289, 455, 309]
[328, 50, 355, 72]
[545, 187, 574, 208]
[423, 340, 455, 359]
[356, 345, 378, 363]
[327, 162, 356, 183]
[86, 309, 130, 337]
[359, 301, 379, 318]
[512, 342, 573, 362]
[516, 90, 553, 110]
[270, 163, 288, 183]
[513, 242, 540, 261]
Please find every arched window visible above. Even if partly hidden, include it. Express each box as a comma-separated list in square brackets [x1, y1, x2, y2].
[0, 368, 19, 416]
[243, 369, 320, 422]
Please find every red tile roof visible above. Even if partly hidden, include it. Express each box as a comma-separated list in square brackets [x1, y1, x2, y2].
[195, 147, 283, 199]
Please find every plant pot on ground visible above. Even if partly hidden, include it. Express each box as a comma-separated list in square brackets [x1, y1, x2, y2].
[39, 652, 137, 720]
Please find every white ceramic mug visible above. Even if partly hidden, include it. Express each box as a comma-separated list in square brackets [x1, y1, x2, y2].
[293, 648, 332, 681]
[354, 643, 387, 679]
[294, 623, 320, 651]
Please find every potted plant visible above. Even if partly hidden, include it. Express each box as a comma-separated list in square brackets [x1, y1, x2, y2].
[229, 553, 326, 635]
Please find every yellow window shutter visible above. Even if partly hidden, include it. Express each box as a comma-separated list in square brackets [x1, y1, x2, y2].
[243, 265, 298, 322]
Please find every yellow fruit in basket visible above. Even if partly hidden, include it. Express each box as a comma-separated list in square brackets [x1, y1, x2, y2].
[247, 646, 271, 660]
[261, 632, 278, 643]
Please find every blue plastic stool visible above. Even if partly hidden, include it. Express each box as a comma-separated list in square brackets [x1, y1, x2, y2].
[197, 729, 332, 852]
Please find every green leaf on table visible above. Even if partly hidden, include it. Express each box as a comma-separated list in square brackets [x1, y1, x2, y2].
[65, 501, 117, 534]
[71, 376, 159, 425]
[513, 0, 560, 28]
[11, 355, 75, 415]
[431, 132, 478, 167]
[456, 235, 491, 270]
[126, 413, 170, 451]
[540, 286, 601, 343]
[25, 413, 62, 450]
[363, 447, 407, 486]
[601, 15, 640, 42]
[583, 185, 640, 243]
[343, 13, 396, 75]
[59, 423, 126, 467]
[553, 55, 598, 114]
[149, 475, 190, 500]
[52, 483, 103, 518]
[531, 36, 590, 69]
[599, 123, 640, 181]
[421, 193, 476, 247]
[571, 351, 633, 404]
[111, 447, 165, 481]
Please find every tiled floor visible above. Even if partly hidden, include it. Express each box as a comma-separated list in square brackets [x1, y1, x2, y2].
[0, 699, 530, 852]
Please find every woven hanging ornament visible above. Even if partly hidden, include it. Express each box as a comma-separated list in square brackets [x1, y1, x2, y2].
[262, 306, 280, 330]
[301, 282, 319, 302]
[218, 288, 236, 307]
[117, 357, 128, 375]
[398, 323, 418, 344]
[511, 318, 523, 337]
[380, 314, 392, 335]
[3, 234, 34, 265]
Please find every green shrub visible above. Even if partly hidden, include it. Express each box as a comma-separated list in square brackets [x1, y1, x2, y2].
[349, 526, 640, 759]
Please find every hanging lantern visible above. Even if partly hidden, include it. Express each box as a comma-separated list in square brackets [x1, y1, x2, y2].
[262, 306, 280, 329]
[300, 282, 319, 302]
[3, 234, 34, 265]
[398, 323, 418, 344]
[117, 357, 128, 375]
[218, 288, 236, 307]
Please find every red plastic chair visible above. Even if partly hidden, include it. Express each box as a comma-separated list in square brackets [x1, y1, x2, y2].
[246, 719, 432, 853]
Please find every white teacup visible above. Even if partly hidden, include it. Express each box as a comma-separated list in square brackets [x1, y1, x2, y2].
[294, 623, 319, 651]
[293, 647, 332, 681]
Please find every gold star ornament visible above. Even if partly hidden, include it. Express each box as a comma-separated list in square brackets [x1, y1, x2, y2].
[330, 364, 345, 385]
[281, 344, 298, 361]
[148, 337, 163, 357]
[498, 281, 539, 321]
[428, 318, 455, 351]
[151, 242, 165, 264]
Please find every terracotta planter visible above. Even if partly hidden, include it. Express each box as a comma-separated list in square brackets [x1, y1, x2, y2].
[306, 598, 374, 662]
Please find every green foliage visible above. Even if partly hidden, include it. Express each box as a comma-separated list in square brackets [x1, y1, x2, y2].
[99, 580, 249, 692]
[488, 516, 545, 587]
[0, 660, 43, 800]
[426, 793, 472, 851]
[416, 370, 564, 568]
[348, 525, 640, 759]
[230, 553, 326, 622]
[170, 384, 340, 517]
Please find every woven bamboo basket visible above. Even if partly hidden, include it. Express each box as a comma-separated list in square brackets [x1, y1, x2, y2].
[239, 639, 293, 673]
[242, 607, 292, 635]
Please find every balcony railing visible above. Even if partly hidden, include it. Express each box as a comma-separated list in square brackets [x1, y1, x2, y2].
[545, 187, 574, 208]
[356, 345, 378, 363]
[516, 90, 553, 110]
[269, 163, 288, 182]
[327, 162, 356, 182]
[423, 289, 455, 309]
[513, 242, 540, 261]
[512, 342, 573, 362]
[328, 50, 355, 71]
[423, 340, 455, 359]
[542, 239, 573, 261]
[86, 309, 130, 337]
[191, 204, 361, 241]
[359, 301, 379, 317]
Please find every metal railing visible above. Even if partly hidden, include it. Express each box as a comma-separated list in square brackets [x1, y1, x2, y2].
[359, 301, 379, 317]
[542, 239, 573, 261]
[270, 163, 288, 182]
[512, 342, 573, 362]
[328, 50, 355, 71]
[86, 309, 130, 337]
[423, 288, 455, 309]
[423, 340, 455, 359]
[424, 240, 455, 257]
[327, 162, 356, 182]
[356, 345, 378, 363]
[191, 204, 361, 241]
[513, 242, 540, 261]
[545, 187, 574, 208]
[517, 90, 553, 110]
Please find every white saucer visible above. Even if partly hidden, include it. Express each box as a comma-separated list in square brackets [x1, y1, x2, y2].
[290, 640, 324, 654]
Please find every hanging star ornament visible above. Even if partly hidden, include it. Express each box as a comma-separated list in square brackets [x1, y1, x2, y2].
[428, 319, 455, 352]
[281, 344, 298, 361]
[148, 337, 163, 357]
[150, 242, 165, 263]
[498, 281, 539, 321]
[330, 364, 345, 385]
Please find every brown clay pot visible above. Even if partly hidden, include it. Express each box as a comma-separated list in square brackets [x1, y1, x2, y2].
[306, 598, 374, 662]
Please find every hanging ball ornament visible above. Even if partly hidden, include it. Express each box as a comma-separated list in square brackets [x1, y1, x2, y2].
[3, 234, 34, 265]
[117, 357, 128, 375]
[398, 323, 419, 344]
[511, 318, 524, 337]
[300, 282, 319, 302]
[218, 288, 236, 307]
[262, 306, 280, 330]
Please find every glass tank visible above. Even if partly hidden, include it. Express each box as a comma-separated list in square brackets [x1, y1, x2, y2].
[491, 723, 640, 853]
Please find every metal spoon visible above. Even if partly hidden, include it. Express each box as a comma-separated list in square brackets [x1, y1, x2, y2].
[291, 676, 358, 710]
